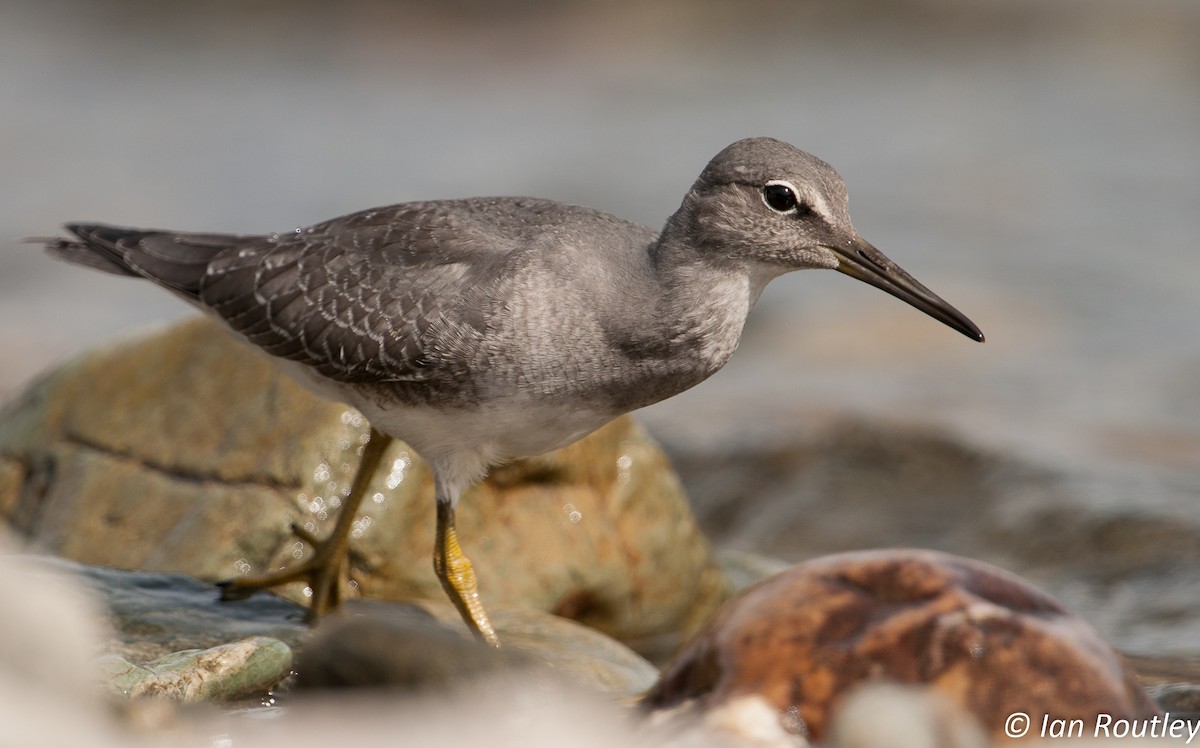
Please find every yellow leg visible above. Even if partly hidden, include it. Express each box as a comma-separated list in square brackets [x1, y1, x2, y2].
[219, 427, 393, 623]
[434, 499, 501, 647]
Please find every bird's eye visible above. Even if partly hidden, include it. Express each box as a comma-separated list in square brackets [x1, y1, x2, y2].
[762, 180, 801, 214]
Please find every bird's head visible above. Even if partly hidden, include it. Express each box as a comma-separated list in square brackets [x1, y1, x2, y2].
[674, 137, 984, 342]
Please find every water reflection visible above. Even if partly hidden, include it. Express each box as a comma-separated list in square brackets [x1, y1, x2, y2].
[385, 454, 411, 490]
[616, 453, 633, 485]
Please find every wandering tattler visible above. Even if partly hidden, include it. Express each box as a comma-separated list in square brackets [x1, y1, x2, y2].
[45, 137, 983, 647]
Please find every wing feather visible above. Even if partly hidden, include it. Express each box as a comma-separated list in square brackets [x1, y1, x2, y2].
[197, 203, 520, 385]
[50, 197, 650, 396]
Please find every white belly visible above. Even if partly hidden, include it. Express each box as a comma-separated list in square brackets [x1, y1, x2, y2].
[237, 328, 617, 500]
[270, 354, 612, 502]
[355, 395, 615, 497]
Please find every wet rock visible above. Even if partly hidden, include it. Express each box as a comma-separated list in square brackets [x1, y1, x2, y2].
[659, 416, 1200, 660]
[1131, 655, 1200, 717]
[643, 549, 1160, 742]
[297, 599, 659, 699]
[1147, 683, 1200, 719]
[53, 556, 309, 661]
[98, 636, 292, 702]
[663, 417, 998, 557]
[0, 317, 727, 655]
[25, 555, 303, 702]
[28, 554, 655, 705]
[0, 532, 657, 748]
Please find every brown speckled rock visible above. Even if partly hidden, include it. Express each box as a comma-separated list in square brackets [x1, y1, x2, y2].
[643, 549, 1159, 741]
[0, 317, 726, 655]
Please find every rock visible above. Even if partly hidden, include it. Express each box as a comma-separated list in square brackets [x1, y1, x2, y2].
[236, 681, 654, 748]
[662, 417, 997, 557]
[8, 537, 1187, 748]
[50, 556, 310, 661]
[717, 550, 790, 594]
[0, 532, 656, 748]
[0, 545, 106, 697]
[646, 694, 800, 748]
[0, 535, 129, 745]
[1130, 654, 1200, 717]
[1147, 683, 1200, 718]
[642, 549, 1160, 742]
[25, 555, 303, 702]
[25, 554, 654, 705]
[417, 597, 661, 698]
[294, 603, 524, 692]
[827, 684, 988, 748]
[0, 317, 727, 656]
[659, 416, 1200, 661]
[97, 636, 292, 702]
[297, 599, 659, 699]
[651, 683, 988, 748]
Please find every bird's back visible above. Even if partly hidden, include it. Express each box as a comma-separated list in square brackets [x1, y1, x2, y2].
[49, 198, 665, 409]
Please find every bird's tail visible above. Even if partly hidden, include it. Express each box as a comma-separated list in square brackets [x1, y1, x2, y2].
[43, 223, 247, 300]
[45, 224, 154, 277]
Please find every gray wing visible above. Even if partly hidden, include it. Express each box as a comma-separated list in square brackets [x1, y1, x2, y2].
[201, 204, 519, 384]
[49, 203, 522, 385]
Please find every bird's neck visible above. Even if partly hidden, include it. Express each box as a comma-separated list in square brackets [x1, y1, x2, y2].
[644, 223, 777, 373]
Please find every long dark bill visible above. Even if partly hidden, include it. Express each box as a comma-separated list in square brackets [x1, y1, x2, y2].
[829, 236, 984, 342]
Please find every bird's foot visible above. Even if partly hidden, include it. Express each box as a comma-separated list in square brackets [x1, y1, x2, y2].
[217, 521, 351, 623]
[219, 427, 394, 624]
[434, 503, 501, 647]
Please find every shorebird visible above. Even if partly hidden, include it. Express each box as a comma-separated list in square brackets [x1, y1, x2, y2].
[45, 137, 983, 647]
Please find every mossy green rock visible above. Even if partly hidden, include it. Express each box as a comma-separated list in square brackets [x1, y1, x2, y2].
[0, 317, 726, 654]
[97, 636, 292, 702]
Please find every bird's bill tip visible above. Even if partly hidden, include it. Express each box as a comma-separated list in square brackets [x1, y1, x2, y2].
[830, 237, 984, 342]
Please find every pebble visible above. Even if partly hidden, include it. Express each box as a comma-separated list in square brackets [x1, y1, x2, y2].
[643, 549, 1161, 741]
[97, 636, 292, 702]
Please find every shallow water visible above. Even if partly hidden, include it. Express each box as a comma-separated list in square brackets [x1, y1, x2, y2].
[1, 0, 1197, 654]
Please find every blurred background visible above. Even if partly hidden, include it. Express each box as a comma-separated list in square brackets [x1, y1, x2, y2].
[1, 0, 1197, 657]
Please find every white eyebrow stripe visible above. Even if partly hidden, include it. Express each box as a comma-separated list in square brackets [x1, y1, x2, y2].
[805, 187, 833, 219]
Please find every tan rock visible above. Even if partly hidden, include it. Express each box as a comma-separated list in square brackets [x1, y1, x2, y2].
[643, 549, 1159, 741]
[0, 317, 726, 654]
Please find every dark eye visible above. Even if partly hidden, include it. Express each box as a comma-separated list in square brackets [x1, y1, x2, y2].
[762, 180, 801, 213]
